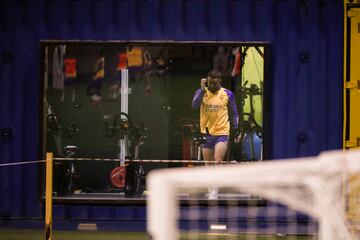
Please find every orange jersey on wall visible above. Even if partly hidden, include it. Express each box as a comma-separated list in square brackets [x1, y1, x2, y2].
[117, 53, 127, 70]
[94, 57, 105, 79]
[231, 51, 241, 77]
[127, 47, 143, 67]
[64, 58, 77, 78]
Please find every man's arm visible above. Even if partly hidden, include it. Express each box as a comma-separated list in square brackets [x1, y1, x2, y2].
[191, 89, 205, 109]
[226, 90, 239, 129]
[192, 78, 207, 109]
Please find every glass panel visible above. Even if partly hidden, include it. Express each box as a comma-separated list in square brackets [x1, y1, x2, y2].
[40, 42, 268, 202]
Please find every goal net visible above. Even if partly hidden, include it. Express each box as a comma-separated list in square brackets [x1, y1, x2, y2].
[147, 150, 360, 240]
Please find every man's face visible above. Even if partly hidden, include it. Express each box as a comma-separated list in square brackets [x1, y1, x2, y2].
[207, 77, 221, 93]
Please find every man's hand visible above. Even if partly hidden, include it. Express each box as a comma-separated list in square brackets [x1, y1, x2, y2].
[233, 132, 242, 143]
[230, 129, 242, 143]
[200, 78, 207, 91]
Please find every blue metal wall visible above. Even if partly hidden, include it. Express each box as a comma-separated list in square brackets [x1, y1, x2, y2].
[0, 0, 343, 230]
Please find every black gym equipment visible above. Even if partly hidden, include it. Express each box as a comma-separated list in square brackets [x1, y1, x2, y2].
[236, 80, 263, 161]
[172, 118, 206, 166]
[47, 107, 80, 195]
[63, 145, 80, 194]
[238, 113, 262, 161]
[104, 112, 146, 197]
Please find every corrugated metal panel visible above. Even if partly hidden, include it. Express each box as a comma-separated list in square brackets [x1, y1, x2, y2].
[0, 0, 343, 229]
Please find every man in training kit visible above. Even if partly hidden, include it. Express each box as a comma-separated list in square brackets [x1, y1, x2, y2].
[192, 69, 240, 199]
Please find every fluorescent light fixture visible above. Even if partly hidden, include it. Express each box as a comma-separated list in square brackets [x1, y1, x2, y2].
[210, 224, 227, 230]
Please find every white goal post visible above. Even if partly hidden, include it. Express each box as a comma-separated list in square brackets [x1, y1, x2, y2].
[147, 150, 360, 240]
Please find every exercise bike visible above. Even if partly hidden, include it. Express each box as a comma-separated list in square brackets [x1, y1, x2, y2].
[237, 81, 263, 161]
[47, 105, 80, 195]
[104, 112, 146, 196]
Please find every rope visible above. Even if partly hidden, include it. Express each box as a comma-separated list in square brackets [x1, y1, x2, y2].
[54, 157, 235, 164]
[0, 158, 240, 166]
[0, 160, 46, 167]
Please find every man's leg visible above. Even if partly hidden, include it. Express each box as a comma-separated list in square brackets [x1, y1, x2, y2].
[205, 142, 227, 200]
[202, 148, 214, 166]
[214, 141, 228, 164]
[202, 148, 217, 199]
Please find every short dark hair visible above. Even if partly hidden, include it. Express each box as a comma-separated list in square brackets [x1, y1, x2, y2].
[207, 69, 222, 80]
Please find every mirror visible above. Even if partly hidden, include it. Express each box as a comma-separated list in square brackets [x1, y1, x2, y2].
[40, 41, 268, 203]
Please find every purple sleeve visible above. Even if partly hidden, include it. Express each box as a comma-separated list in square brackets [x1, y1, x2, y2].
[225, 89, 239, 129]
[191, 89, 205, 109]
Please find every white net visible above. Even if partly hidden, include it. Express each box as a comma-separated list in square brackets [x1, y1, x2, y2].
[147, 150, 360, 240]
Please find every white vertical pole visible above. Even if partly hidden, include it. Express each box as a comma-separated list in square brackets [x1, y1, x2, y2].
[121, 69, 129, 116]
[119, 69, 129, 166]
[44, 47, 48, 90]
